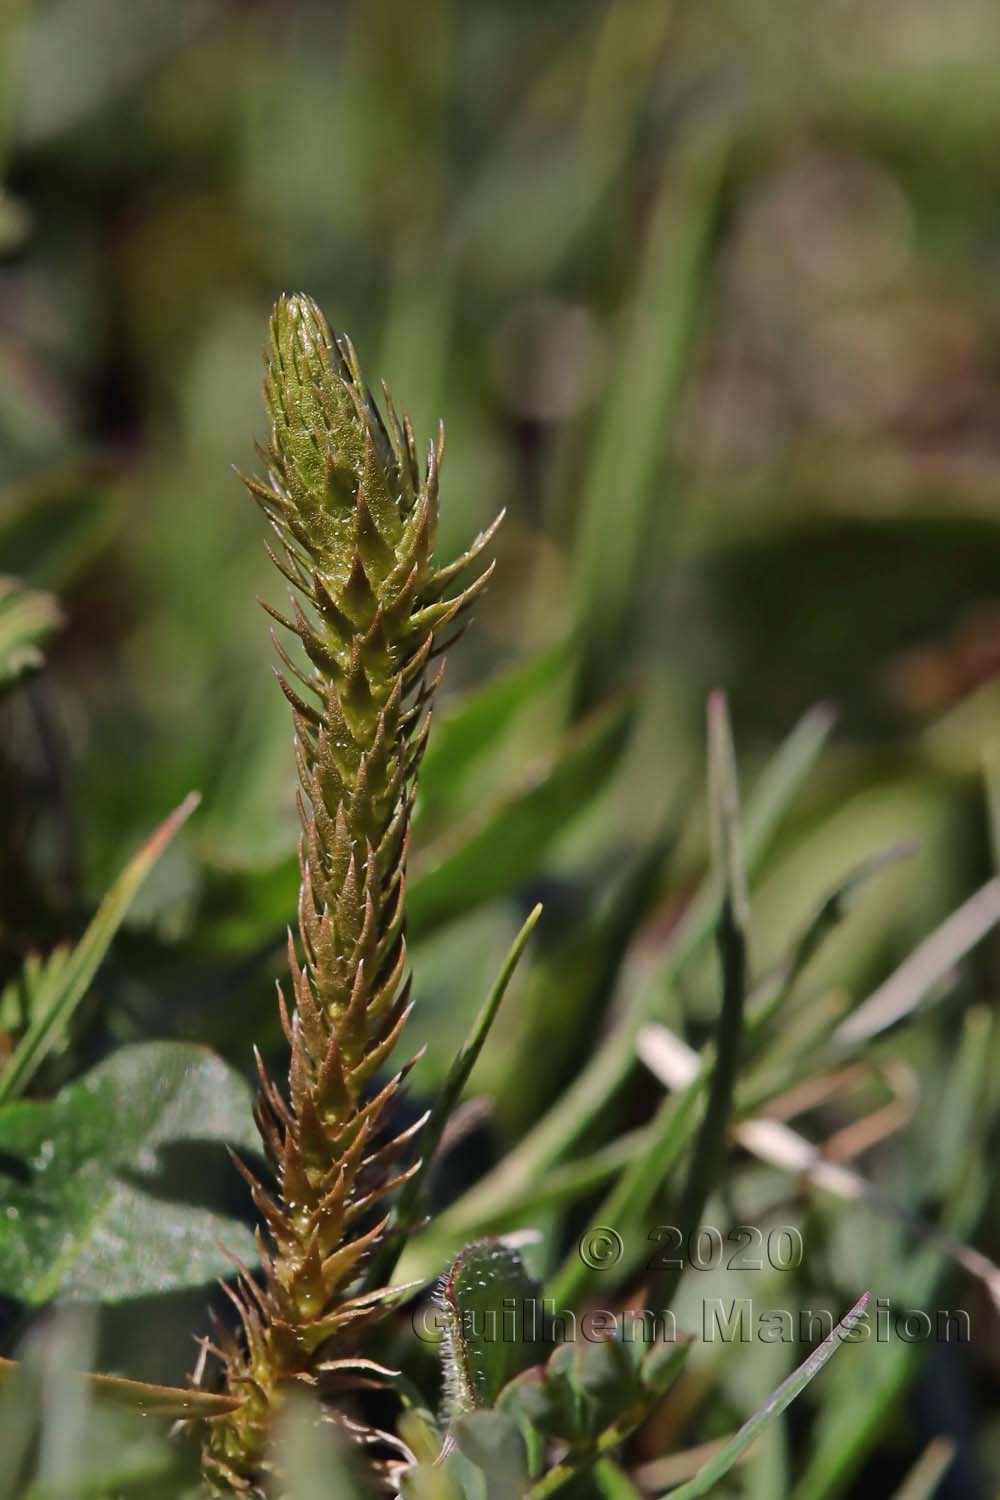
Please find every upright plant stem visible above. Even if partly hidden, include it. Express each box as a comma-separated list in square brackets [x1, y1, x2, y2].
[650, 692, 748, 1312]
[200, 297, 497, 1493]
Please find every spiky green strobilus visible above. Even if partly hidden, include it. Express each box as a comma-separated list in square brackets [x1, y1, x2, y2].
[200, 295, 499, 1492]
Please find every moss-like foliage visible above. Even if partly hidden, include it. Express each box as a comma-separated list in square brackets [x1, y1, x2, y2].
[201, 295, 498, 1492]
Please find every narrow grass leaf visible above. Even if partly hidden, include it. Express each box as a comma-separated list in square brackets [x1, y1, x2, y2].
[749, 840, 914, 1033]
[0, 1311, 180, 1498]
[664, 1294, 872, 1499]
[417, 645, 567, 823]
[412, 705, 834, 1265]
[506, 814, 681, 1134]
[549, 695, 747, 1310]
[0, 792, 200, 1104]
[545, 1074, 702, 1309]
[835, 875, 1000, 1044]
[571, 129, 727, 714]
[707, 690, 748, 927]
[410, 707, 630, 936]
[983, 744, 1000, 873]
[649, 692, 747, 1313]
[554, 849, 911, 1300]
[593, 1458, 643, 1499]
[371, 904, 541, 1288]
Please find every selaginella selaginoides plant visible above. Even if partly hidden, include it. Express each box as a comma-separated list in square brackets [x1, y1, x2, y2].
[200, 294, 499, 1492]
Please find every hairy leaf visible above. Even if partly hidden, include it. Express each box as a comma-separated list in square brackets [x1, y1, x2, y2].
[439, 1240, 543, 1415]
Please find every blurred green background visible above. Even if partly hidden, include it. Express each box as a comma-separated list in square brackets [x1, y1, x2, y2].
[3, 1, 1000, 1495]
[5, 0, 1000, 1056]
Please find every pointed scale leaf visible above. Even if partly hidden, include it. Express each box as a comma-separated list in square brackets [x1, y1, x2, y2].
[0, 1358, 239, 1419]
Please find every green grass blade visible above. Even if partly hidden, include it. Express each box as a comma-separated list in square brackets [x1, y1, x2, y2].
[422, 706, 833, 1254]
[370, 904, 541, 1289]
[835, 874, 1000, 1045]
[505, 810, 682, 1134]
[417, 644, 567, 825]
[410, 706, 630, 936]
[649, 692, 748, 1313]
[594, 1460, 643, 1499]
[545, 1073, 703, 1310]
[663, 1294, 872, 1500]
[551, 694, 749, 1311]
[789, 1267, 935, 1500]
[790, 1010, 995, 1500]
[707, 690, 748, 927]
[571, 129, 727, 714]
[0, 792, 200, 1104]
[983, 744, 1000, 873]
[748, 840, 914, 1035]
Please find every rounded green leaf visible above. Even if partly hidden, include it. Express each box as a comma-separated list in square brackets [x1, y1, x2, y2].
[0, 1041, 261, 1303]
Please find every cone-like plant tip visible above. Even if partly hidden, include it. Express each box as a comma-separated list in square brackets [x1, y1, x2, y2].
[201, 295, 499, 1493]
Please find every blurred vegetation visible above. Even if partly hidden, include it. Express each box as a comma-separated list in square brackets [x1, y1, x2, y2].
[2, 0, 1000, 1496]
